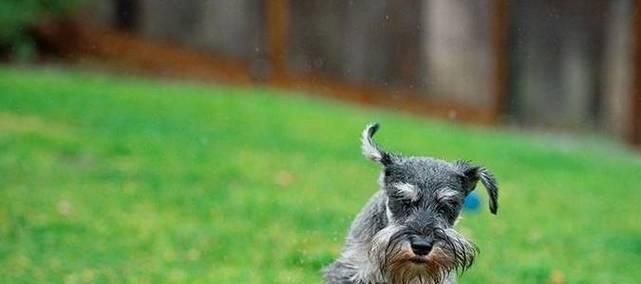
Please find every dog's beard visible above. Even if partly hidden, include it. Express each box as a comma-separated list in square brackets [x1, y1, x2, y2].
[370, 226, 478, 284]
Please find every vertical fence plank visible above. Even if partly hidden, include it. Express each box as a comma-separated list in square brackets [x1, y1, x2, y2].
[630, 0, 641, 146]
[490, 0, 509, 123]
[266, 0, 289, 77]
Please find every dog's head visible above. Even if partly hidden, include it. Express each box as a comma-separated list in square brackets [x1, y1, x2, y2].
[361, 123, 499, 284]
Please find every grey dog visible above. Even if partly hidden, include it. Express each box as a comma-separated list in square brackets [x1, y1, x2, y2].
[324, 123, 499, 284]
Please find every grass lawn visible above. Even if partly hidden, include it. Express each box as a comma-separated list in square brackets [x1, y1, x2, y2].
[1, 66, 640, 283]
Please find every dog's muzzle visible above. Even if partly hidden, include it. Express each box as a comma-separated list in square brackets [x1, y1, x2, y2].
[371, 227, 478, 284]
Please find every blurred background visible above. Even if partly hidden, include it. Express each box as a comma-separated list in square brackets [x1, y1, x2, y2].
[3, 0, 641, 143]
[1, 0, 641, 283]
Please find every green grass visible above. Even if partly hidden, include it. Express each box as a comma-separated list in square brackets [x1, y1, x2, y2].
[1, 66, 640, 283]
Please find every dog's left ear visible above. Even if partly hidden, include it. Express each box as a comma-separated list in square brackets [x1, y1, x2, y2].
[456, 161, 499, 214]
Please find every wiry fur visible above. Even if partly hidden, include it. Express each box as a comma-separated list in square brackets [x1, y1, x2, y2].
[324, 123, 499, 284]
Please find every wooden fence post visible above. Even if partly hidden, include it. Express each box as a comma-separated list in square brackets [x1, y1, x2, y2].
[490, 0, 509, 123]
[630, 0, 641, 146]
[266, 0, 289, 78]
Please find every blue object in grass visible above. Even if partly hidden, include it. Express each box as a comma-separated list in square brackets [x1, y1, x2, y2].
[463, 191, 481, 212]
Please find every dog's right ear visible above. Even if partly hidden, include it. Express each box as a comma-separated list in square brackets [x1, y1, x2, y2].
[361, 123, 392, 166]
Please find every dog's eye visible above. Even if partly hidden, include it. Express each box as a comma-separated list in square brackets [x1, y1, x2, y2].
[389, 194, 416, 207]
[435, 189, 461, 207]
[441, 199, 457, 207]
[437, 199, 461, 216]
[400, 198, 417, 207]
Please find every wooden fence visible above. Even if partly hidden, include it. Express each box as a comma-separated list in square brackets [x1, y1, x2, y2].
[78, 0, 641, 147]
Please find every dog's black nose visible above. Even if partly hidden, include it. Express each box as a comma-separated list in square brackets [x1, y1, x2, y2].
[410, 239, 433, 256]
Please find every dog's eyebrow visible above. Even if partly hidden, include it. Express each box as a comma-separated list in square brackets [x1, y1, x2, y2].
[392, 182, 418, 201]
[436, 188, 460, 202]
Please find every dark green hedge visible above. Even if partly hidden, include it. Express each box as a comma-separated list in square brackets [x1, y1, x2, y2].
[0, 0, 86, 60]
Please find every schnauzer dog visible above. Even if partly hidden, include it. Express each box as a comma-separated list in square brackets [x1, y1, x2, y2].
[324, 123, 499, 284]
